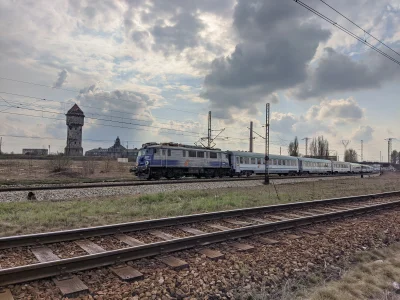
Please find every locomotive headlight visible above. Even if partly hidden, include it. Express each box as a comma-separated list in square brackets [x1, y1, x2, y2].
[145, 160, 149, 166]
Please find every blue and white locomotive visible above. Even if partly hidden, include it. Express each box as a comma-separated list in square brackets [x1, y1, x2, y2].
[135, 143, 230, 180]
[134, 142, 375, 179]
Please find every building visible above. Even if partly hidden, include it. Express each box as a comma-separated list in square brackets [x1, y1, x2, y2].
[65, 104, 84, 156]
[22, 149, 48, 156]
[85, 137, 138, 160]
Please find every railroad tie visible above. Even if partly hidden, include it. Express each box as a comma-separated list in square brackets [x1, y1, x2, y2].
[223, 219, 252, 226]
[198, 248, 225, 260]
[110, 265, 144, 282]
[114, 234, 145, 247]
[31, 247, 60, 262]
[53, 276, 89, 298]
[231, 242, 255, 252]
[207, 224, 231, 231]
[75, 240, 106, 254]
[159, 256, 189, 270]
[245, 217, 268, 223]
[258, 237, 280, 245]
[179, 226, 205, 235]
[149, 230, 176, 241]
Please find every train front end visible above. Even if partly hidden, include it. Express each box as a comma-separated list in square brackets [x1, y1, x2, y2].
[134, 145, 155, 179]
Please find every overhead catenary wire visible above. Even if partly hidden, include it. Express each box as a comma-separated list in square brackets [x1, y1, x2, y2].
[319, 0, 400, 58]
[0, 76, 208, 116]
[0, 91, 205, 123]
[293, 0, 400, 67]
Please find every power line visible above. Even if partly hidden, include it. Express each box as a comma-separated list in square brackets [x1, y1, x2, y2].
[0, 102, 202, 135]
[0, 134, 143, 144]
[0, 91, 202, 123]
[0, 76, 207, 116]
[319, 0, 400, 58]
[0, 110, 201, 138]
[293, 0, 400, 67]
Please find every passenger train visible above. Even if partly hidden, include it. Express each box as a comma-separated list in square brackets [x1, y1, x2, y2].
[133, 142, 375, 180]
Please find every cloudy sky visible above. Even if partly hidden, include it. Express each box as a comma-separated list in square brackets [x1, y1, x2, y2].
[0, 0, 399, 161]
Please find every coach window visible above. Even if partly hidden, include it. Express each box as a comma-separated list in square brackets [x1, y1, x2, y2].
[251, 158, 255, 164]
[257, 158, 261, 164]
[210, 152, 217, 159]
[240, 157, 243, 164]
[236, 157, 239, 164]
[162, 149, 166, 156]
[197, 151, 204, 158]
[183, 150, 186, 157]
[189, 151, 196, 158]
[278, 160, 281, 165]
[168, 149, 171, 156]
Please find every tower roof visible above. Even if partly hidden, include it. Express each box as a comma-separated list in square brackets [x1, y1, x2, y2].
[67, 104, 84, 116]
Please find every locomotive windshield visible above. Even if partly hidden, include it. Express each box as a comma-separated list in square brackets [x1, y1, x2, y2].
[138, 148, 154, 156]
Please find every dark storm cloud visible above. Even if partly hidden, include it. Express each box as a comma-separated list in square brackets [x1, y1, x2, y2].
[294, 47, 400, 99]
[151, 12, 205, 55]
[201, 0, 331, 118]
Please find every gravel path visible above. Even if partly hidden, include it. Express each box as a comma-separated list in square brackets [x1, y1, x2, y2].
[6, 205, 400, 299]
[0, 175, 373, 203]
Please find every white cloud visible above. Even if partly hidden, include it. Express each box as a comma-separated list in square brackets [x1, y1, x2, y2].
[352, 125, 374, 142]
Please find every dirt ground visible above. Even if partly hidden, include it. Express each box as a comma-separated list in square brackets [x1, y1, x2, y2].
[0, 158, 135, 184]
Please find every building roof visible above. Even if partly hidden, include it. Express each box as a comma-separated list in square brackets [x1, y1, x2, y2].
[67, 104, 84, 116]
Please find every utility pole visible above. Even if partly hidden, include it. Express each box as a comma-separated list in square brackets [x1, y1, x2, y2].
[249, 121, 253, 152]
[48, 145, 50, 155]
[264, 103, 270, 185]
[0, 137, 2, 154]
[302, 137, 311, 156]
[341, 140, 350, 161]
[385, 138, 395, 163]
[361, 140, 363, 162]
[207, 111, 212, 148]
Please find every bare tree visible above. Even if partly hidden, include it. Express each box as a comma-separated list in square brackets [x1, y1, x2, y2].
[288, 136, 299, 156]
[344, 148, 358, 162]
[309, 136, 329, 157]
[47, 152, 71, 172]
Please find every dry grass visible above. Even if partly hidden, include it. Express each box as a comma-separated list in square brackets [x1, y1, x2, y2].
[0, 158, 134, 185]
[237, 243, 400, 300]
[0, 173, 399, 237]
[305, 244, 400, 300]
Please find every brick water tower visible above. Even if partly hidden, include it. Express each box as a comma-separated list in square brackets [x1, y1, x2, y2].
[65, 104, 85, 156]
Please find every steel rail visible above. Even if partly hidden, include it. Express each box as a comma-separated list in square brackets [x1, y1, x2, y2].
[0, 199, 398, 285]
[0, 190, 397, 249]
[0, 173, 368, 192]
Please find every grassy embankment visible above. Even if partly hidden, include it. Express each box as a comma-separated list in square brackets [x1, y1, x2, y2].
[0, 174, 398, 236]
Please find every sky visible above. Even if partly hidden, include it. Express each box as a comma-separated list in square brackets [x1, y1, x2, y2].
[0, 0, 399, 161]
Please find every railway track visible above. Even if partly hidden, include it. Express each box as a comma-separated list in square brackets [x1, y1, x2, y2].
[0, 173, 369, 192]
[0, 190, 397, 292]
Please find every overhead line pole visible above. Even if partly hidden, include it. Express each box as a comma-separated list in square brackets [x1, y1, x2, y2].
[385, 138, 395, 163]
[264, 103, 270, 185]
[207, 111, 211, 148]
[361, 140, 363, 162]
[249, 121, 253, 152]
